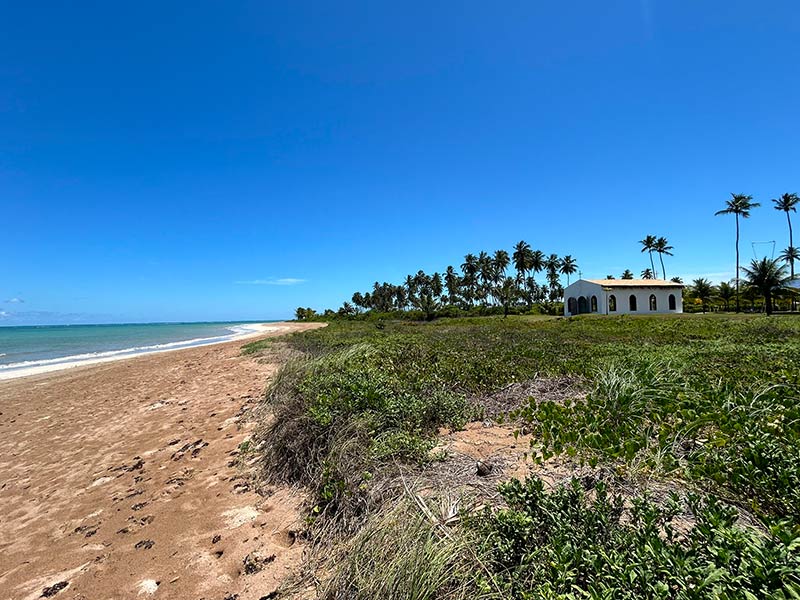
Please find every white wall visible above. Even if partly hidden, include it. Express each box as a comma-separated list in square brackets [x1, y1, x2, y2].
[563, 281, 683, 316]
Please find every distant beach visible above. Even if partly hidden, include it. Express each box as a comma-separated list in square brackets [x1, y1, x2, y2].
[0, 322, 281, 381]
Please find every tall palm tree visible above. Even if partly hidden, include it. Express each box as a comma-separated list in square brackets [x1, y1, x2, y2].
[639, 235, 658, 278]
[715, 193, 760, 312]
[444, 266, 461, 305]
[530, 250, 545, 284]
[654, 237, 674, 280]
[544, 254, 561, 287]
[560, 255, 578, 285]
[404, 274, 417, 303]
[461, 254, 479, 305]
[493, 249, 510, 284]
[477, 251, 494, 305]
[512, 240, 534, 283]
[773, 193, 799, 280]
[741, 257, 789, 316]
[691, 278, 714, 314]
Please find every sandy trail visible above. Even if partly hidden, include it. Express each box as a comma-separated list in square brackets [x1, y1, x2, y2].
[0, 322, 321, 600]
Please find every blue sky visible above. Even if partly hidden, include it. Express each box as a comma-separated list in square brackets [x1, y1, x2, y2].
[2, 1, 799, 324]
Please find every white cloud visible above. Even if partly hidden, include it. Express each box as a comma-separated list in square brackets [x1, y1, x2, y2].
[5, 297, 24, 303]
[0, 310, 9, 318]
[234, 278, 306, 286]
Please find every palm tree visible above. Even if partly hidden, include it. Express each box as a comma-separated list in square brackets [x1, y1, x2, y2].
[477, 251, 494, 305]
[639, 235, 658, 278]
[495, 276, 519, 317]
[691, 278, 714, 314]
[493, 250, 510, 284]
[741, 257, 789, 315]
[715, 193, 761, 312]
[717, 281, 735, 311]
[461, 254, 479, 306]
[351, 292, 366, 313]
[544, 254, 561, 286]
[512, 240, 534, 284]
[404, 274, 418, 305]
[621, 269, 634, 280]
[670, 276, 683, 284]
[780, 246, 800, 302]
[444, 266, 461, 305]
[654, 237, 674, 280]
[773, 193, 799, 280]
[530, 250, 545, 283]
[560, 255, 578, 285]
[641, 268, 654, 279]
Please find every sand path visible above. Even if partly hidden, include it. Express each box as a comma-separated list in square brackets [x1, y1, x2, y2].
[0, 322, 321, 600]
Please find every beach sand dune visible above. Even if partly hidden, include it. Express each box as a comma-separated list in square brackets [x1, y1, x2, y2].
[0, 322, 321, 600]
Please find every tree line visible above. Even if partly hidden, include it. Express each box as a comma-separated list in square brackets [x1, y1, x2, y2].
[299, 243, 581, 320]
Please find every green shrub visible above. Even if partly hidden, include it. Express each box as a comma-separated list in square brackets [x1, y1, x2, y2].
[473, 476, 800, 599]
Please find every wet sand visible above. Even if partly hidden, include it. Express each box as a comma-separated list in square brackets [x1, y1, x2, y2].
[0, 322, 322, 600]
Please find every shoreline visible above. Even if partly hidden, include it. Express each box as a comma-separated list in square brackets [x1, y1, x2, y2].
[0, 322, 289, 381]
[0, 322, 322, 600]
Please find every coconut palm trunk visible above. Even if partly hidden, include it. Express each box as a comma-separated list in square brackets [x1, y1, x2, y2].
[788, 211, 794, 279]
[735, 212, 740, 312]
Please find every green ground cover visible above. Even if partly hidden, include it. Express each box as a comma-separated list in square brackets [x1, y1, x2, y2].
[245, 314, 800, 598]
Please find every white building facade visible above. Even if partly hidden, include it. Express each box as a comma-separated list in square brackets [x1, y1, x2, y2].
[563, 279, 683, 317]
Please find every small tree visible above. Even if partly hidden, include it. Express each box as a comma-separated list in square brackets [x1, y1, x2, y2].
[621, 269, 634, 280]
[717, 281, 735, 311]
[691, 278, 714, 314]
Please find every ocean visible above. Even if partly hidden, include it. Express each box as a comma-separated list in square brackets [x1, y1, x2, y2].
[0, 321, 274, 375]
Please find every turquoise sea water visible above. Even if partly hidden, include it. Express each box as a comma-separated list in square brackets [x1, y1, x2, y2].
[0, 321, 273, 374]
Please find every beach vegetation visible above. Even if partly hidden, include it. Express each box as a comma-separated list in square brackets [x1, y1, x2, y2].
[247, 314, 800, 597]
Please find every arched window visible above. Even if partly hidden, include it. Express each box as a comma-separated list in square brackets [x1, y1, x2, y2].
[649, 294, 657, 311]
[609, 294, 617, 312]
[568, 297, 577, 315]
[578, 296, 589, 314]
[591, 295, 598, 312]
[629, 294, 637, 311]
[668, 294, 676, 310]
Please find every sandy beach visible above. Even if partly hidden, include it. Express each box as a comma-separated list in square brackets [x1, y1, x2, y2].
[0, 322, 322, 600]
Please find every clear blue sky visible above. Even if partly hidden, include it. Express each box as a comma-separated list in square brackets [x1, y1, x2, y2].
[2, 1, 799, 324]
